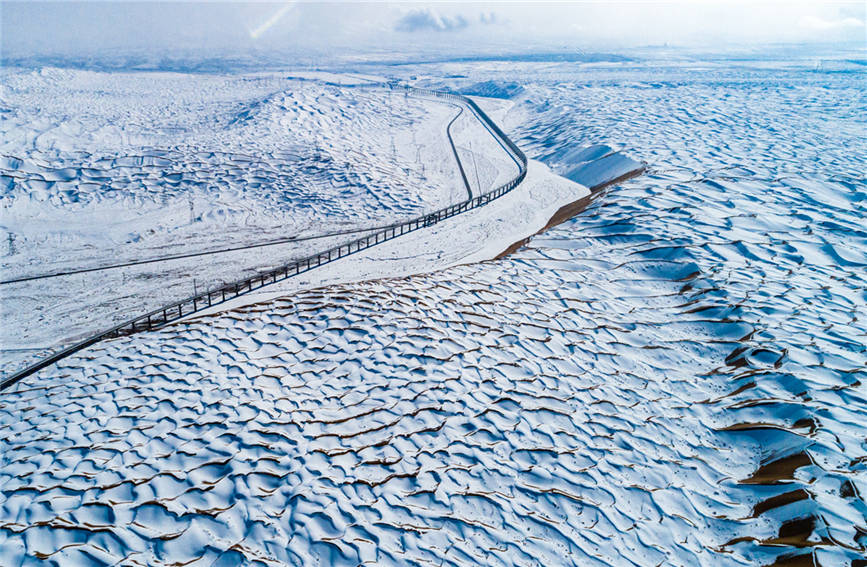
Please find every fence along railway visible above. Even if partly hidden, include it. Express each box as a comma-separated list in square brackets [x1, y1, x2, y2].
[1, 85, 528, 391]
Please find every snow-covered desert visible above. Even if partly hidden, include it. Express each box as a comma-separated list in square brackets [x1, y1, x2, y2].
[1, 2, 866, 567]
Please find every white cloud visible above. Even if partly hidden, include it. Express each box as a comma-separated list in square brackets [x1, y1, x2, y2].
[799, 15, 864, 31]
[394, 8, 469, 32]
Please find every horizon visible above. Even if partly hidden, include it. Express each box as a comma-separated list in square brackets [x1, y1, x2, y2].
[3, 1, 865, 67]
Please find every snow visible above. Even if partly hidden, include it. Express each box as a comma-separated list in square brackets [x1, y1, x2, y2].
[0, 69, 463, 272]
[0, 70, 537, 375]
[1, 53, 863, 567]
[187, 158, 590, 322]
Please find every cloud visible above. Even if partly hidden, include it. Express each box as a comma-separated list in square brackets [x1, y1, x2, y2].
[798, 15, 864, 31]
[479, 12, 501, 26]
[394, 9, 469, 33]
[3, 1, 865, 64]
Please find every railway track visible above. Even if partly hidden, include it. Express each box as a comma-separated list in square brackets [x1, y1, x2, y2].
[1, 85, 528, 391]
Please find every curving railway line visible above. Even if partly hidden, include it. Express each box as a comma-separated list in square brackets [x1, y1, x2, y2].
[1, 85, 528, 391]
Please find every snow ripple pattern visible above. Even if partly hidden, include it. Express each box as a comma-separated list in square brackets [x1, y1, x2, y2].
[1, 273, 745, 567]
[0, 64, 865, 567]
[506, 64, 867, 566]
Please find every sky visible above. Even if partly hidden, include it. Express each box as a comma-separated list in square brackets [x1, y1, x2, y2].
[2, 1, 865, 62]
